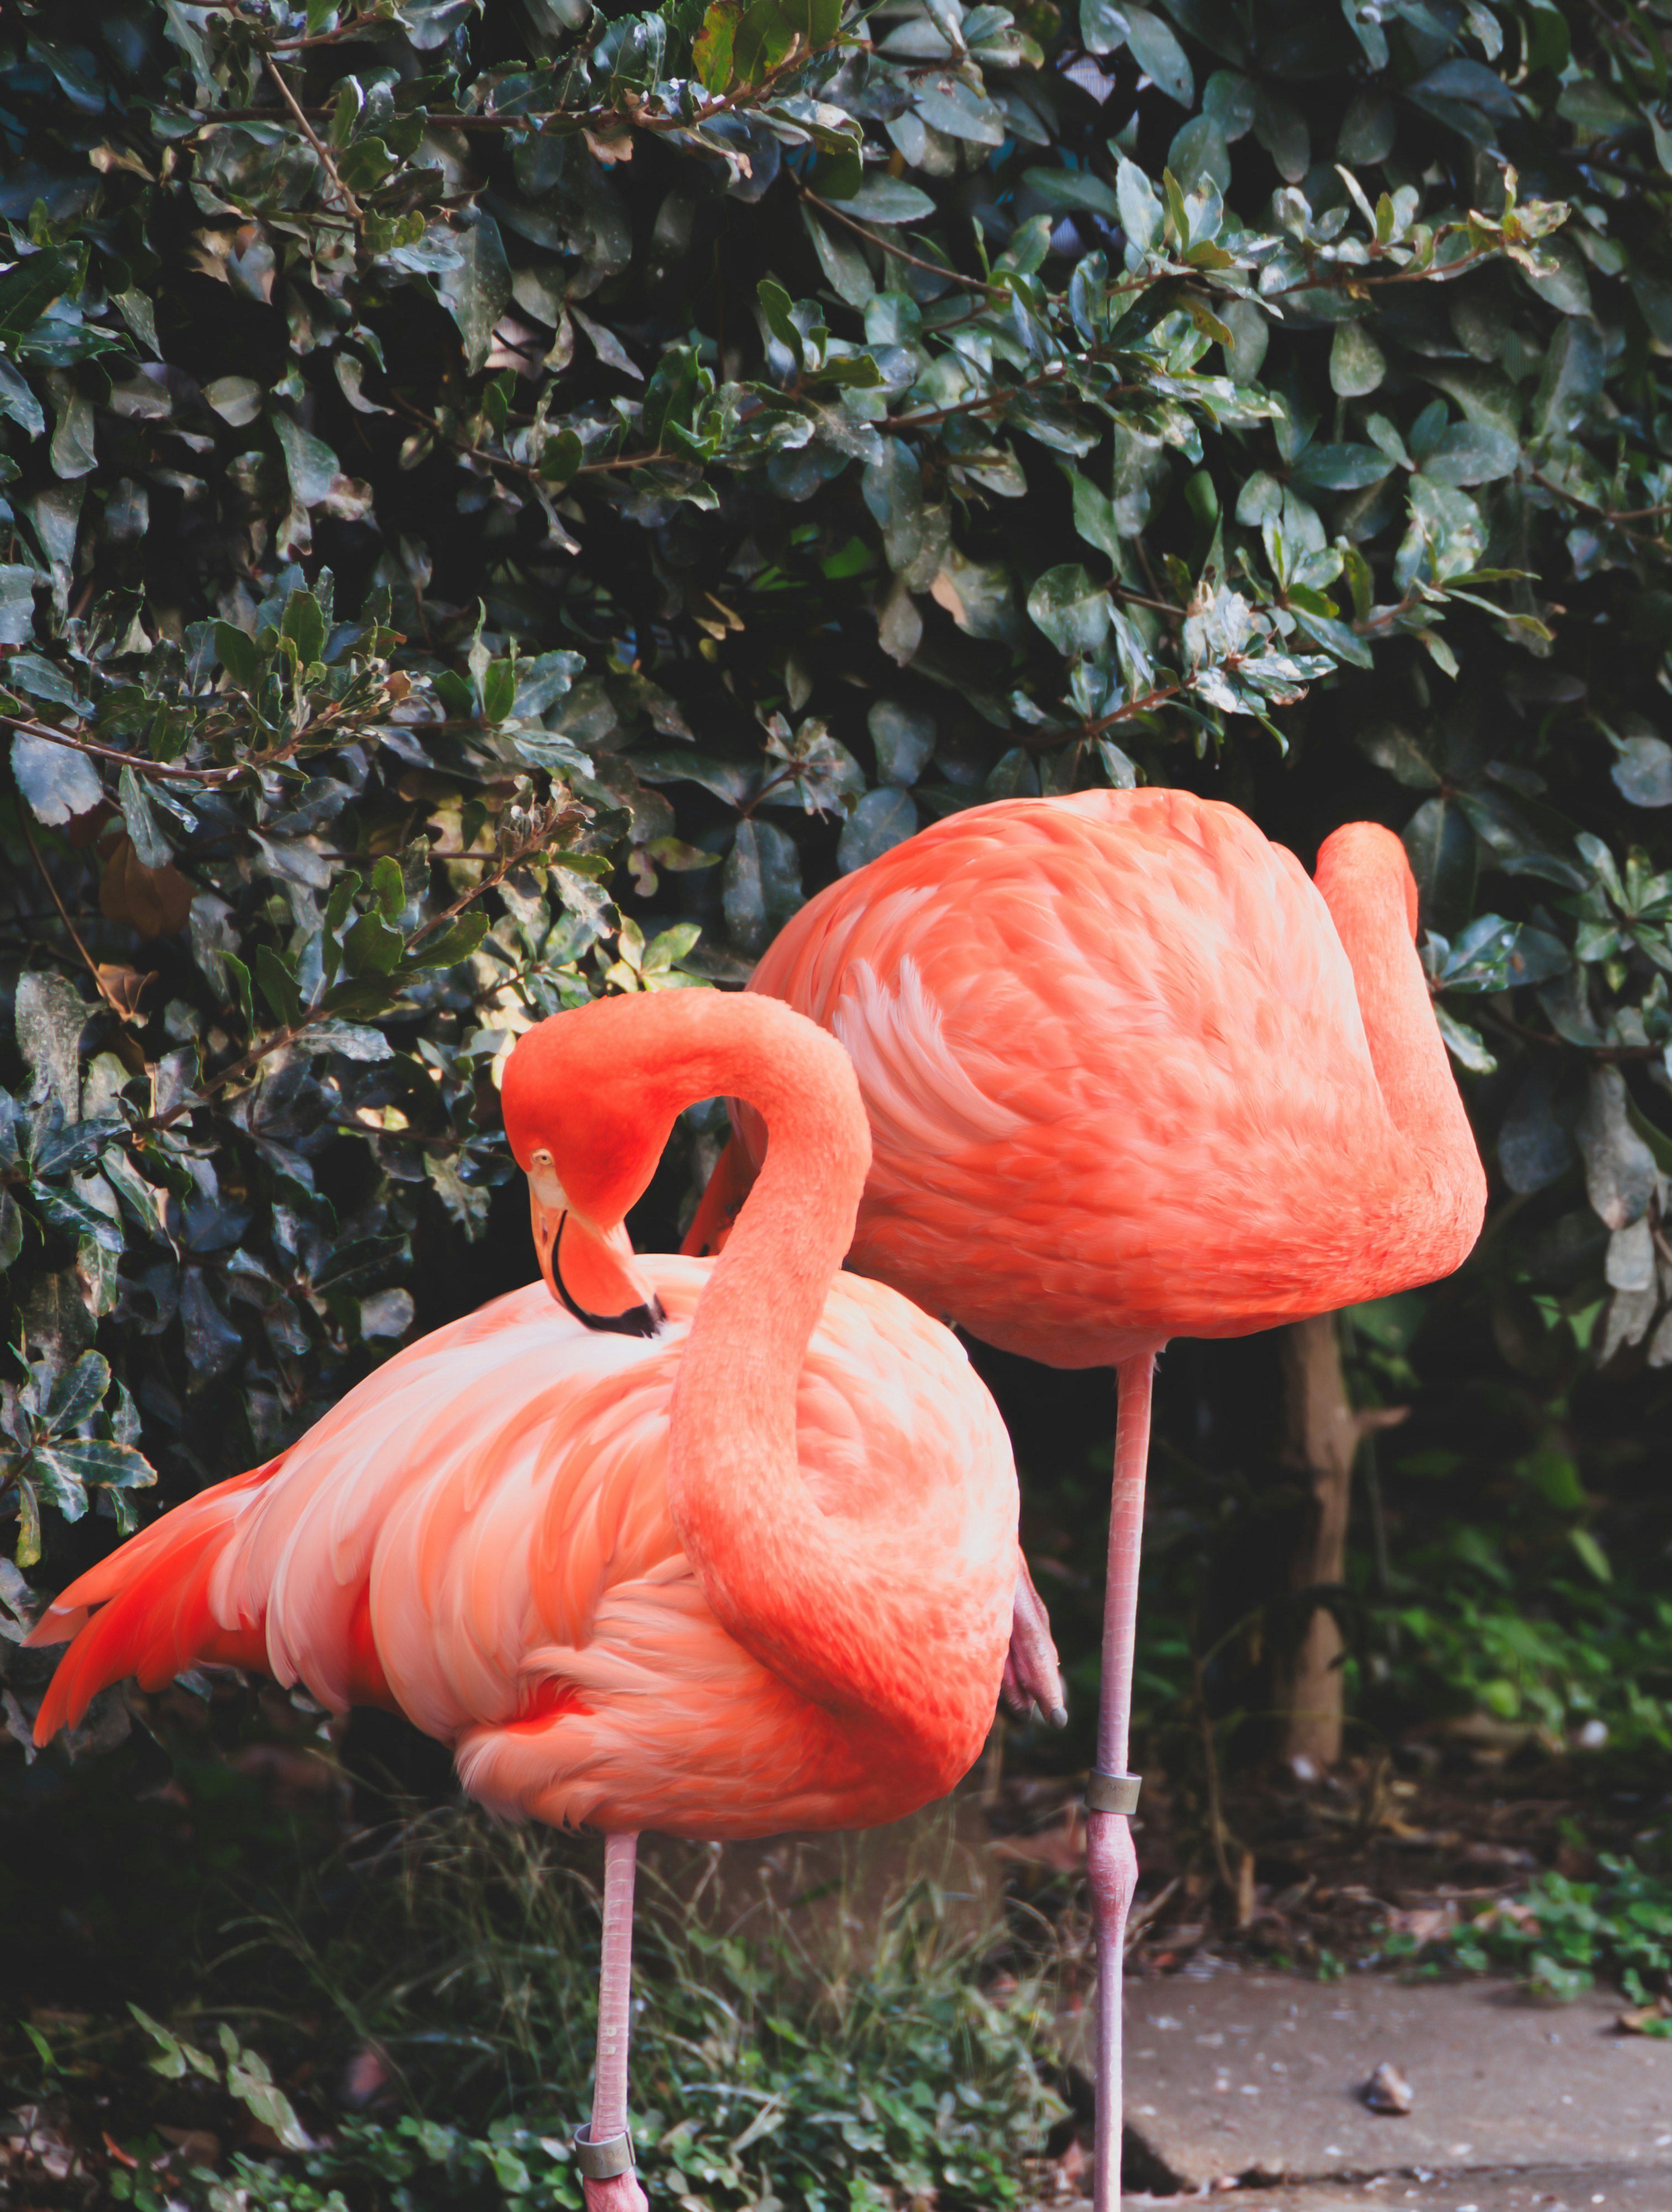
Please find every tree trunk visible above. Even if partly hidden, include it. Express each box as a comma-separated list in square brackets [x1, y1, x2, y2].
[1273, 1314, 1358, 1772]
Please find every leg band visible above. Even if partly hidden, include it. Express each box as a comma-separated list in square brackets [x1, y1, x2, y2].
[573, 2126, 634, 2179]
[1086, 1768, 1142, 1815]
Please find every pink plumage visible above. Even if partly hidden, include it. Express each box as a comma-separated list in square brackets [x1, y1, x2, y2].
[34, 1259, 1014, 1836]
[33, 996, 1023, 1845]
[714, 787, 1483, 1364]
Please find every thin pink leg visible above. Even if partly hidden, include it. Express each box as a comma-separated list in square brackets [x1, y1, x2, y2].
[583, 1832, 649, 2212]
[1088, 1353, 1154, 2212]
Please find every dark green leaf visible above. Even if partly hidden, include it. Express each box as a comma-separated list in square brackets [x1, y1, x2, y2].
[0, 246, 84, 351]
[214, 620, 259, 687]
[256, 946, 305, 1028]
[1125, 6, 1193, 104]
[404, 913, 491, 970]
[341, 912, 405, 977]
[481, 659, 517, 724]
[1402, 795, 1476, 936]
[1289, 443, 1395, 492]
[837, 786, 917, 872]
[280, 589, 327, 669]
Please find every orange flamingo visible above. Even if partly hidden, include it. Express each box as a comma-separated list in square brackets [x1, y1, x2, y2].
[684, 787, 1488, 2210]
[30, 992, 1028, 2212]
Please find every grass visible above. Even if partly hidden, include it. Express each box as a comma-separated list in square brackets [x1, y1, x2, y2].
[8, 1792, 1066, 2212]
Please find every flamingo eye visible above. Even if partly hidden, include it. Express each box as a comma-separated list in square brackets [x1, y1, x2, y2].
[528, 1150, 566, 1210]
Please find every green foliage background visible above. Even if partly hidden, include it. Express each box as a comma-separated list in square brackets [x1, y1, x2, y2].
[2, 0, 1672, 1782]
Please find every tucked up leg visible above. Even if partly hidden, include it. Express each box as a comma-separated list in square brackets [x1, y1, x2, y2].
[1001, 1552, 1068, 1728]
[578, 1831, 649, 2212]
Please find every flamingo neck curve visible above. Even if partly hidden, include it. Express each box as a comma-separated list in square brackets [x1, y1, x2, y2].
[598, 994, 938, 1762]
[1313, 823, 1487, 1266]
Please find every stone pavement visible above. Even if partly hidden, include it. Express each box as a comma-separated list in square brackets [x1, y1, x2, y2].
[1057, 1969, 1672, 2205]
[1190, 2171, 1669, 2211]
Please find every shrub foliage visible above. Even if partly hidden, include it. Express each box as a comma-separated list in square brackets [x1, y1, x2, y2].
[1, 0, 1672, 1760]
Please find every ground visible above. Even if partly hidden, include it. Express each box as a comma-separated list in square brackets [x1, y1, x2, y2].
[3, 1683, 1670, 2212]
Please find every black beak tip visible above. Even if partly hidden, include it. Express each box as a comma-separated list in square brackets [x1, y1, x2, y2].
[566, 1295, 663, 1340]
[552, 1215, 664, 1338]
[614, 1298, 663, 1340]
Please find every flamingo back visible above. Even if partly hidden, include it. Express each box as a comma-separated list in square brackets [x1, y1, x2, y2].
[745, 788, 1460, 1363]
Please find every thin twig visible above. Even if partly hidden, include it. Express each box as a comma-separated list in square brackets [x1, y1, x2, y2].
[1078, 678, 1189, 742]
[1529, 466, 1672, 553]
[799, 185, 1003, 295]
[264, 53, 363, 223]
[406, 829, 566, 945]
[1, 711, 307, 784]
[890, 367, 1138, 433]
[148, 1021, 308, 1131]
[1262, 241, 1500, 303]
[3, 711, 227, 781]
[271, 15, 399, 48]
[20, 814, 133, 1020]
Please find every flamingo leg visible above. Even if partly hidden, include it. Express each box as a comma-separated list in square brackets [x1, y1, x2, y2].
[580, 1831, 649, 2212]
[1088, 1353, 1154, 2212]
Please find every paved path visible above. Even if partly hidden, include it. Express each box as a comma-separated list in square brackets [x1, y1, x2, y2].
[1057, 1969, 1672, 2201]
[1167, 2170, 1669, 2211]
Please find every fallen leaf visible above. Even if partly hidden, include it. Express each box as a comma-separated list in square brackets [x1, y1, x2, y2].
[988, 1801, 1085, 1873]
[156, 2126, 222, 2165]
[99, 832, 193, 936]
[341, 2043, 392, 2108]
[96, 963, 156, 1021]
[1384, 1904, 1456, 1943]
[583, 127, 634, 163]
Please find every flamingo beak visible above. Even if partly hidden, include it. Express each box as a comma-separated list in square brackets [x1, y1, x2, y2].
[528, 1183, 663, 1340]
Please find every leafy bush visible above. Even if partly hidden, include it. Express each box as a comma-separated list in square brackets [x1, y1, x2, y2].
[12, 1804, 1065, 2212]
[3, 0, 1672, 1773]
[1380, 1855, 1672, 2010]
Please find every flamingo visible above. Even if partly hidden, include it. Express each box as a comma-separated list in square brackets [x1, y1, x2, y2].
[684, 786, 1488, 2209]
[29, 991, 1029, 2212]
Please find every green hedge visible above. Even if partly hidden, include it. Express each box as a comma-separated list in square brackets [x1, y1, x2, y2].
[1, 0, 1671, 1749]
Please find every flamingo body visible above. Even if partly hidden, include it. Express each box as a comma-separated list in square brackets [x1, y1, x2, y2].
[32, 990, 1035, 2212]
[681, 785, 1488, 2212]
[724, 787, 1485, 1364]
[32, 1259, 1016, 1838]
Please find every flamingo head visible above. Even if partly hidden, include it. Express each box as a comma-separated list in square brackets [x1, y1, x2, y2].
[502, 1011, 666, 1340]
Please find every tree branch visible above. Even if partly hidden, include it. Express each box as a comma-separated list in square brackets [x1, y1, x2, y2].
[1, 711, 308, 784]
[1530, 466, 1672, 555]
[798, 185, 1005, 296]
[263, 53, 363, 224]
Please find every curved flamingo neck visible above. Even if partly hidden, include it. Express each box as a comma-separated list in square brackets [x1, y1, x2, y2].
[1314, 824, 1486, 1254]
[614, 996, 933, 1760]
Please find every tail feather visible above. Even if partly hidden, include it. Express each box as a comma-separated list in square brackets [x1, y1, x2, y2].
[679, 1134, 756, 1259]
[29, 1468, 275, 1744]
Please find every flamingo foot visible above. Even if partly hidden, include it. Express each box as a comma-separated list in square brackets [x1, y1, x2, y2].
[1086, 1806, 1138, 2212]
[583, 2174, 649, 2212]
[1001, 1557, 1068, 1727]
